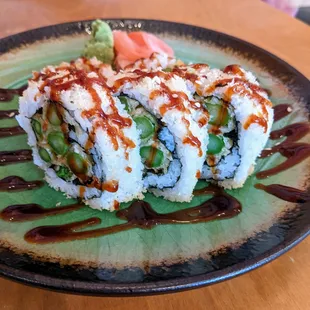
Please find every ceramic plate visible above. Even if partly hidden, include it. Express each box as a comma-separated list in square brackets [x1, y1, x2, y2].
[0, 19, 309, 296]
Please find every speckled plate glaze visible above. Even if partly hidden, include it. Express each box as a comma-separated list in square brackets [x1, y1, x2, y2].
[0, 19, 309, 296]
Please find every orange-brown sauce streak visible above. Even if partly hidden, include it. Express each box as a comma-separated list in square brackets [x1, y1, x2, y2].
[36, 65, 134, 152]
[207, 155, 218, 176]
[114, 71, 204, 155]
[182, 117, 203, 157]
[223, 64, 245, 77]
[112, 70, 168, 92]
[42, 120, 48, 132]
[79, 187, 86, 197]
[125, 166, 132, 173]
[84, 138, 94, 151]
[198, 116, 208, 128]
[206, 78, 271, 133]
[102, 180, 119, 193]
[244, 114, 268, 132]
[113, 200, 120, 210]
[158, 83, 191, 115]
[209, 102, 229, 135]
[146, 145, 158, 168]
[33, 62, 135, 193]
[191, 63, 209, 71]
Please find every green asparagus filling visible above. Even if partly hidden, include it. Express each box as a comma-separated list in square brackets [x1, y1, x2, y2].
[204, 97, 230, 126]
[67, 152, 88, 175]
[133, 116, 155, 140]
[47, 131, 69, 155]
[118, 95, 173, 173]
[207, 134, 224, 155]
[118, 96, 132, 113]
[31, 119, 42, 138]
[56, 166, 73, 181]
[38, 147, 51, 162]
[32, 102, 93, 184]
[163, 67, 172, 72]
[46, 104, 63, 125]
[140, 146, 164, 168]
[199, 95, 237, 165]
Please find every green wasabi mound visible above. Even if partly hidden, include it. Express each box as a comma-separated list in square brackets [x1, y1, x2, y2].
[83, 20, 114, 64]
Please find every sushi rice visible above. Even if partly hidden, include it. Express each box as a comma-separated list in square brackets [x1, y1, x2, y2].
[17, 59, 144, 211]
[108, 69, 209, 202]
[171, 63, 274, 188]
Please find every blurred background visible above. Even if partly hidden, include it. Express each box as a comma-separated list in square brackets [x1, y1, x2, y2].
[264, 0, 310, 24]
[296, 7, 310, 24]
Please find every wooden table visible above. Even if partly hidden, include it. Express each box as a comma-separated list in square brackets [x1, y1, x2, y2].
[0, 0, 309, 309]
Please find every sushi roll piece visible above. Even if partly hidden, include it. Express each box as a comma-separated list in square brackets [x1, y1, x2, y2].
[16, 59, 144, 211]
[186, 64, 274, 189]
[111, 70, 209, 202]
[123, 52, 184, 72]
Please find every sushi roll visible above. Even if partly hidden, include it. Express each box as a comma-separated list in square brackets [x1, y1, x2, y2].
[16, 59, 144, 211]
[111, 70, 209, 202]
[185, 64, 274, 189]
[123, 52, 184, 72]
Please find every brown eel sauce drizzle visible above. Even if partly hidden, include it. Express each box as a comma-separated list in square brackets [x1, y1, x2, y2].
[24, 188, 240, 244]
[0, 68, 308, 245]
[257, 142, 310, 179]
[0, 176, 43, 191]
[0, 185, 241, 244]
[255, 184, 310, 203]
[257, 122, 310, 179]
[0, 109, 18, 119]
[0, 149, 32, 165]
[0, 203, 83, 222]
[0, 126, 25, 138]
[255, 104, 310, 202]
[273, 104, 292, 122]
[0, 85, 27, 102]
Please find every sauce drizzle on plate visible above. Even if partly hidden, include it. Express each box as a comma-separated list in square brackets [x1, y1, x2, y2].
[23, 189, 241, 244]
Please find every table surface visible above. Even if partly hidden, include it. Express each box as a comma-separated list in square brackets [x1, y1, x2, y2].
[0, 0, 309, 309]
